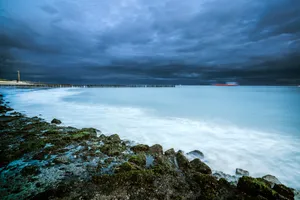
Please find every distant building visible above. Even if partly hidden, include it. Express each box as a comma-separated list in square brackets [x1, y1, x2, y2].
[17, 70, 21, 82]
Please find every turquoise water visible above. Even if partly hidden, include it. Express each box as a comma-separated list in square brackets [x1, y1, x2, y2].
[1, 86, 300, 189]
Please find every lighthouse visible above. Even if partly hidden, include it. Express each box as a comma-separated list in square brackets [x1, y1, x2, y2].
[17, 70, 21, 82]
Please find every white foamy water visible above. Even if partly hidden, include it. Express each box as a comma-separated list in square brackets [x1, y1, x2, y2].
[1, 87, 300, 189]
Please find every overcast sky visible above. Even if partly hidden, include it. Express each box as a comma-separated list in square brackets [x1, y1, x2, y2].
[1, 0, 300, 84]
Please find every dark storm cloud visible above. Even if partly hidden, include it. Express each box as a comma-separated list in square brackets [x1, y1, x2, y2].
[0, 0, 299, 84]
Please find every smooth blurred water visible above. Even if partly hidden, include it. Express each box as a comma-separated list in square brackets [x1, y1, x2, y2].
[1, 86, 300, 189]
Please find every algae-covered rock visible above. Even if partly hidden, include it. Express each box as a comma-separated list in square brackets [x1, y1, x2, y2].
[100, 142, 126, 156]
[273, 184, 294, 200]
[192, 173, 218, 200]
[236, 168, 250, 176]
[176, 150, 190, 170]
[107, 134, 121, 143]
[51, 118, 62, 124]
[190, 158, 212, 174]
[151, 155, 174, 174]
[69, 128, 97, 141]
[115, 162, 137, 173]
[128, 154, 146, 167]
[165, 148, 176, 156]
[237, 176, 283, 199]
[149, 144, 163, 155]
[130, 144, 150, 153]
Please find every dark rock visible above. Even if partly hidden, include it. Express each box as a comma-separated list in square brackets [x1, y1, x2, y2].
[192, 173, 218, 199]
[187, 150, 204, 159]
[176, 150, 190, 170]
[51, 118, 62, 124]
[107, 134, 121, 143]
[130, 144, 150, 153]
[164, 148, 176, 156]
[35, 182, 41, 188]
[237, 176, 284, 200]
[151, 155, 175, 174]
[273, 184, 294, 200]
[236, 168, 250, 176]
[100, 142, 126, 156]
[149, 144, 163, 155]
[190, 158, 212, 174]
[21, 165, 40, 176]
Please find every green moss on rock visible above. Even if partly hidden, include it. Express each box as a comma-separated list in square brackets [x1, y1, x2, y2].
[190, 158, 212, 174]
[273, 184, 294, 200]
[237, 176, 283, 200]
[115, 162, 137, 173]
[176, 151, 190, 170]
[100, 143, 126, 156]
[165, 148, 176, 156]
[130, 144, 150, 153]
[192, 173, 218, 200]
[128, 154, 146, 167]
[149, 144, 163, 155]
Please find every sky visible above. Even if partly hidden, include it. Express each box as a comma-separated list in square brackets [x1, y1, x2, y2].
[0, 0, 300, 85]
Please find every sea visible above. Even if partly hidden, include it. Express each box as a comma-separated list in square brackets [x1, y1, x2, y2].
[1, 86, 300, 189]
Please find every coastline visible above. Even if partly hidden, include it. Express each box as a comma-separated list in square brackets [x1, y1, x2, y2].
[0, 92, 298, 200]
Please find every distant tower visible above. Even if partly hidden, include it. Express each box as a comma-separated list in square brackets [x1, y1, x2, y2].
[17, 70, 21, 82]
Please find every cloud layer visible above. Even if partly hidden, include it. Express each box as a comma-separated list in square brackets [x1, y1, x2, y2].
[1, 0, 300, 84]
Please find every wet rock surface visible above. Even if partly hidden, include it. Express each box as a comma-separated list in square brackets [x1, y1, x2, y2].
[0, 93, 297, 200]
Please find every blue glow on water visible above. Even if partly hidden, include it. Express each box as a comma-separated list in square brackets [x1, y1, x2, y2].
[1, 86, 300, 189]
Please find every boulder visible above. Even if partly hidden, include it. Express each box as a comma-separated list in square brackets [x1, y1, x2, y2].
[164, 148, 176, 156]
[51, 118, 62, 124]
[176, 151, 190, 170]
[236, 168, 249, 176]
[149, 144, 163, 155]
[187, 150, 204, 159]
[237, 176, 285, 200]
[100, 143, 126, 156]
[273, 184, 294, 200]
[262, 175, 281, 188]
[190, 158, 212, 174]
[130, 144, 149, 153]
[107, 134, 121, 143]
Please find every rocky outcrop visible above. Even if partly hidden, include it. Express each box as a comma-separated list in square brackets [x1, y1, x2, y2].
[190, 158, 212, 174]
[149, 144, 163, 155]
[51, 118, 62, 124]
[164, 148, 176, 156]
[237, 176, 294, 200]
[130, 144, 150, 153]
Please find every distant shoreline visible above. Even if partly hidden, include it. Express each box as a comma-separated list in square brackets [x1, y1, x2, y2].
[0, 80, 299, 88]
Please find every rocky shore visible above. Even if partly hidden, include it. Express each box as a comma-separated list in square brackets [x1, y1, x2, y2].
[0, 92, 297, 200]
